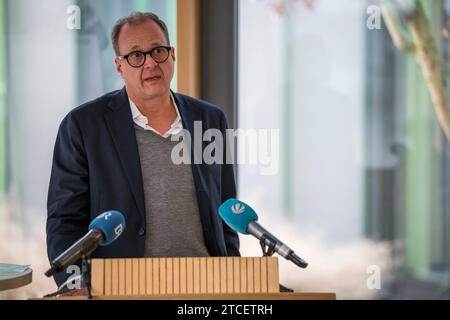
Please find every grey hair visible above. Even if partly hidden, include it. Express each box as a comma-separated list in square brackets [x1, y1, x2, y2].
[111, 11, 171, 55]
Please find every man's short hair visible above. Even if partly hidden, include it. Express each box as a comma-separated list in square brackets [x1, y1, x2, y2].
[111, 12, 171, 55]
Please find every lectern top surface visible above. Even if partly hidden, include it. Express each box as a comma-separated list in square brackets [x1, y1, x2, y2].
[0, 263, 33, 291]
[0, 263, 31, 279]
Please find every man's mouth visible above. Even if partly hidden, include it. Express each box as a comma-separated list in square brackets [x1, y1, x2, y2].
[144, 75, 162, 82]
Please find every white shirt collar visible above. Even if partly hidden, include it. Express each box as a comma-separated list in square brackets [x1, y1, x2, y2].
[129, 92, 183, 138]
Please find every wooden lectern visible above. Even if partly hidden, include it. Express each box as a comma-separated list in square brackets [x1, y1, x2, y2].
[87, 257, 335, 300]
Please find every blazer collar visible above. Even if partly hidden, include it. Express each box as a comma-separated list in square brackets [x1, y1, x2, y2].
[104, 87, 208, 208]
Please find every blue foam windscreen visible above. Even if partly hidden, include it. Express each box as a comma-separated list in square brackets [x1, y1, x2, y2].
[88, 210, 126, 246]
[218, 199, 258, 234]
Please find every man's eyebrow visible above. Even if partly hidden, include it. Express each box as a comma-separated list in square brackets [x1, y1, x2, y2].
[130, 42, 163, 51]
[151, 42, 163, 46]
[129, 43, 165, 51]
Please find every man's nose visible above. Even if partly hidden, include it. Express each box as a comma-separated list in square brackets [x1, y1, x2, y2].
[143, 53, 158, 69]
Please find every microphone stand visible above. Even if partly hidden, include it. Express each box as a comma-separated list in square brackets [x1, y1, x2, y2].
[259, 233, 277, 257]
[81, 254, 93, 299]
[43, 255, 93, 299]
[259, 233, 294, 293]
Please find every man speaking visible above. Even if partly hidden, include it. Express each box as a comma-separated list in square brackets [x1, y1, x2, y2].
[46, 12, 240, 287]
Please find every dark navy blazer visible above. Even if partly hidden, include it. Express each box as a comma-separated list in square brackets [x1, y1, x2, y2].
[46, 88, 240, 286]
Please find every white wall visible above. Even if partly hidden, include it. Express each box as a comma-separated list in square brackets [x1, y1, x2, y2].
[7, 0, 77, 222]
[238, 0, 365, 242]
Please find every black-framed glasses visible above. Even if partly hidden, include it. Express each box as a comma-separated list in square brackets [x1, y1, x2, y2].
[117, 46, 172, 68]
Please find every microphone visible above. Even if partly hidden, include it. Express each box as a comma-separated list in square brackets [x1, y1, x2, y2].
[45, 210, 126, 277]
[218, 199, 308, 268]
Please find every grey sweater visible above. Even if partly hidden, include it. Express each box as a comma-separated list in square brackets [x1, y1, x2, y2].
[134, 124, 210, 257]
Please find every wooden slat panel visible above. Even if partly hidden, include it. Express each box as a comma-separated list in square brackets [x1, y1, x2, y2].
[104, 259, 112, 296]
[213, 257, 220, 294]
[207, 258, 213, 294]
[261, 257, 268, 293]
[233, 257, 240, 293]
[186, 258, 193, 294]
[125, 259, 132, 296]
[267, 257, 279, 293]
[227, 258, 234, 293]
[173, 258, 180, 294]
[132, 258, 139, 295]
[111, 259, 119, 296]
[220, 257, 227, 293]
[159, 258, 166, 294]
[139, 259, 146, 295]
[153, 259, 160, 294]
[180, 258, 187, 294]
[91, 259, 104, 296]
[118, 259, 125, 296]
[166, 258, 173, 294]
[90, 257, 279, 296]
[193, 258, 200, 294]
[253, 257, 261, 293]
[240, 258, 247, 293]
[146, 259, 153, 295]
[247, 257, 254, 293]
[199, 257, 207, 294]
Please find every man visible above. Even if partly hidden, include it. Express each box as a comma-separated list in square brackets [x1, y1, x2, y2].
[46, 12, 240, 288]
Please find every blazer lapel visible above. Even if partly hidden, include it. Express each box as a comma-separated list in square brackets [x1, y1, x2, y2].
[174, 92, 221, 255]
[103, 88, 146, 221]
[174, 91, 209, 193]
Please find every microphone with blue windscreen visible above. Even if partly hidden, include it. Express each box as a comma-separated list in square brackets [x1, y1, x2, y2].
[219, 199, 308, 268]
[88, 210, 126, 245]
[45, 210, 126, 277]
[217, 198, 258, 234]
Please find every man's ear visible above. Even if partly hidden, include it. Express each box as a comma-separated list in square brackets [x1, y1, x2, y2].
[115, 58, 124, 77]
[171, 47, 176, 63]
